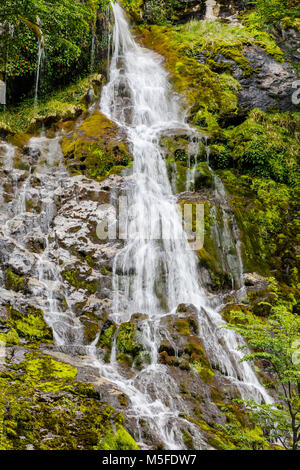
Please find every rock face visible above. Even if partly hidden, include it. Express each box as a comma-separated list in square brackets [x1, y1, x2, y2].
[198, 44, 298, 114]
[218, 0, 251, 17]
[233, 45, 297, 114]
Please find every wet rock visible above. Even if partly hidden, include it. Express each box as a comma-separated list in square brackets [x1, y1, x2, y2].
[176, 303, 199, 316]
[244, 272, 269, 290]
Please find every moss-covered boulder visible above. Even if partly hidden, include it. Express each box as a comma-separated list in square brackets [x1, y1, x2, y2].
[0, 306, 53, 346]
[158, 310, 215, 383]
[5, 268, 28, 293]
[116, 317, 151, 370]
[61, 111, 132, 180]
[0, 350, 139, 450]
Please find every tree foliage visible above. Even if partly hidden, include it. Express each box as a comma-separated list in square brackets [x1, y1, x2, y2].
[0, 0, 110, 101]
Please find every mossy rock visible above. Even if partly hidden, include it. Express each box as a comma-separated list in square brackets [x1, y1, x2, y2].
[0, 351, 138, 450]
[79, 312, 101, 344]
[7, 133, 31, 149]
[221, 304, 253, 325]
[27, 105, 84, 134]
[133, 351, 152, 370]
[99, 424, 140, 450]
[61, 111, 132, 181]
[62, 269, 99, 295]
[116, 322, 143, 357]
[6, 306, 53, 344]
[97, 320, 117, 362]
[194, 162, 214, 189]
[5, 269, 28, 293]
[251, 301, 273, 318]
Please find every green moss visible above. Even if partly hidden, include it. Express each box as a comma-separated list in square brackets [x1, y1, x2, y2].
[20, 355, 78, 388]
[175, 318, 190, 336]
[117, 353, 133, 368]
[226, 109, 300, 186]
[194, 162, 214, 189]
[5, 269, 27, 293]
[79, 312, 100, 344]
[0, 307, 53, 346]
[183, 336, 215, 383]
[9, 307, 53, 343]
[0, 350, 133, 450]
[141, 26, 240, 131]
[121, 0, 144, 21]
[0, 328, 20, 346]
[182, 429, 194, 449]
[98, 322, 117, 350]
[116, 322, 142, 357]
[99, 424, 140, 450]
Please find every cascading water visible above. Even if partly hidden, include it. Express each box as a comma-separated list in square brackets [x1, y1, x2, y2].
[0, 136, 84, 348]
[205, 0, 219, 21]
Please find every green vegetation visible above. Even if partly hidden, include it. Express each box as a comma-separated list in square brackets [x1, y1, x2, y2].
[225, 109, 299, 186]
[63, 269, 99, 294]
[141, 24, 241, 128]
[5, 268, 27, 293]
[248, 0, 300, 29]
[0, 351, 138, 450]
[97, 321, 117, 362]
[0, 0, 110, 103]
[225, 282, 300, 450]
[121, 0, 202, 25]
[139, 16, 287, 134]
[0, 306, 53, 346]
[1, 73, 103, 134]
[99, 424, 140, 450]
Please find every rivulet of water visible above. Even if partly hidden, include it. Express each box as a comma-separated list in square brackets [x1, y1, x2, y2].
[34, 18, 44, 115]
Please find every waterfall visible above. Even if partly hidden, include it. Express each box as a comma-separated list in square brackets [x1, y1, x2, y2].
[34, 19, 44, 115]
[93, 2, 273, 448]
[205, 0, 219, 21]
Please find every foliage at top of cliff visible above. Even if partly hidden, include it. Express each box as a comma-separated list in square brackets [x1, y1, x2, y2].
[251, 0, 300, 29]
[0, 0, 110, 103]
